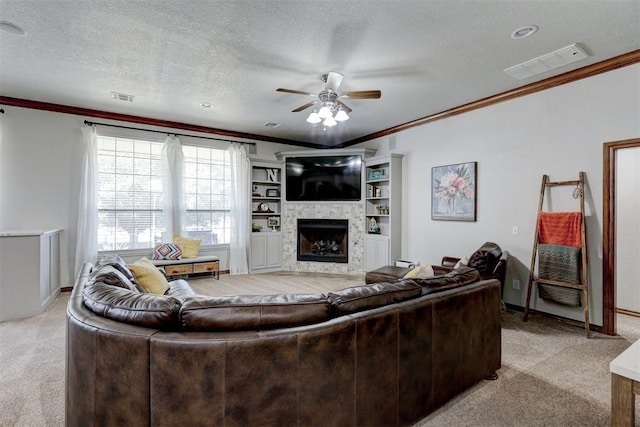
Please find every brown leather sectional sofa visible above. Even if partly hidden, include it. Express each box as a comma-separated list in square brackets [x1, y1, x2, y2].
[66, 260, 502, 426]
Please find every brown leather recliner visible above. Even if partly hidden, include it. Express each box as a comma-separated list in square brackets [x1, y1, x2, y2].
[442, 242, 509, 294]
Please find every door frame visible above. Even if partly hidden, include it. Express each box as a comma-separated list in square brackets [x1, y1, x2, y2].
[603, 137, 640, 335]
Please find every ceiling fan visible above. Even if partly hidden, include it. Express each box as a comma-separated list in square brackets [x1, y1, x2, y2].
[276, 71, 381, 126]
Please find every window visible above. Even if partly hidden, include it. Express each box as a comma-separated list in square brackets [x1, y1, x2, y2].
[96, 135, 231, 251]
[97, 136, 164, 251]
[183, 145, 231, 246]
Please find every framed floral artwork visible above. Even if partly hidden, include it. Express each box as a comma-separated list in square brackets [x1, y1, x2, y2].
[431, 162, 477, 221]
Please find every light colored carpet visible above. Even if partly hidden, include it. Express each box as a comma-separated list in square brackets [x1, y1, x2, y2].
[1, 272, 639, 426]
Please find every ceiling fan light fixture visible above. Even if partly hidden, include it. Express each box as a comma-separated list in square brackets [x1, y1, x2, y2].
[318, 105, 332, 119]
[335, 108, 349, 122]
[323, 115, 337, 127]
[306, 111, 321, 124]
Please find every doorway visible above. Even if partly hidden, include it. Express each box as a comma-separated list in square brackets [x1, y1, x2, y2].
[603, 138, 640, 335]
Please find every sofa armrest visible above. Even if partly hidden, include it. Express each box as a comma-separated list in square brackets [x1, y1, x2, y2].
[441, 256, 461, 268]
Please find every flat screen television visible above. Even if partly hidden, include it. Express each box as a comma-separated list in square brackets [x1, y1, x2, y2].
[285, 155, 362, 202]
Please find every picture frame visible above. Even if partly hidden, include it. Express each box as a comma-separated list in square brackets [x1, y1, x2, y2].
[266, 188, 280, 197]
[431, 162, 477, 221]
[268, 216, 280, 228]
[367, 168, 384, 181]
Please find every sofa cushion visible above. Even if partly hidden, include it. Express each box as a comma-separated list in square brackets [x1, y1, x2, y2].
[89, 265, 140, 292]
[328, 279, 421, 317]
[94, 254, 137, 283]
[180, 294, 331, 331]
[412, 267, 480, 295]
[83, 282, 181, 330]
[127, 257, 170, 295]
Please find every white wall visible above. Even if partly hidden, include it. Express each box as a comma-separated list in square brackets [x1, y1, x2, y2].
[616, 146, 640, 312]
[361, 63, 640, 326]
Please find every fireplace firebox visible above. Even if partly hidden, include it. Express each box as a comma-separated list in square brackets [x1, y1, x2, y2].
[297, 219, 348, 263]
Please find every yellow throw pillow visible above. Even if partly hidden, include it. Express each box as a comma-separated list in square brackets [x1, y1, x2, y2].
[173, 235, 201, 258]
[127, 257, 170, 295]
[404, 264, 435, 279]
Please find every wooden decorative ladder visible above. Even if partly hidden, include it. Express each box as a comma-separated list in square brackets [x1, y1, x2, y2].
[523, 172, 590, 337]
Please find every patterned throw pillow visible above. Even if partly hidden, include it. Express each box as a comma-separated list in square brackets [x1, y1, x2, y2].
[89, 265, 140, 292]
[152, 242, 183, 260]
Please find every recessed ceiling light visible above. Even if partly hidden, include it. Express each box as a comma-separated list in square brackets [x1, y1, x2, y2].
[511, 25, 538, 40]
[200, 102, 212, 108]
[263, 122, 281, 128]
[0, 21, 26, 36]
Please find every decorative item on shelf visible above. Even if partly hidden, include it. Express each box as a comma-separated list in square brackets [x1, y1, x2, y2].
[368, 185, 375, 198]
[268, 216, 280, 231]
[266, 188, 280, 197]
[376, 205, 389, 215]
[266, 169, 279, 182]
[252, 222, 263, 232]
[255, 202, 273, 213]
[368, 217, 381, 234]
[431, 161, 477, 222]
[252, 184, 261, 197]
[368, 168, 384, 181]
[375, 187, 382, 198]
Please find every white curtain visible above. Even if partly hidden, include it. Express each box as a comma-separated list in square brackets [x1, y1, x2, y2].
[162, 135, 185, 240]
[228, 143, 250, 274]
[74, 125, 99, 277]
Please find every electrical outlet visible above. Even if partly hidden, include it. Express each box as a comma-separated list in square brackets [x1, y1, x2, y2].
[512, 279, 521, 290]
[512, 226, 519, 235]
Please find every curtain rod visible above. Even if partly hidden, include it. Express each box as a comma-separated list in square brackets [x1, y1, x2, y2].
[83, 120, 256, 145]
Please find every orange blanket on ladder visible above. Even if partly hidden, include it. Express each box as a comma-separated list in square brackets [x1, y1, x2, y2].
[537, 212, 582, 248]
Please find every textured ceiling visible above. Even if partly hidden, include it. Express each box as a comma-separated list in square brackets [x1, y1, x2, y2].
[1, 0, 639, 148]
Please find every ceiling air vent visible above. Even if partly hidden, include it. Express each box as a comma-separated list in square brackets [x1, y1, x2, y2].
[111, 92, 134, 102]
[504, 43, 590, 80]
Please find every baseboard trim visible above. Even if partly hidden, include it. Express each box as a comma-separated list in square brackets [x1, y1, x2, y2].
[505, 303, 604, 334]
[616, 308, 640, 318]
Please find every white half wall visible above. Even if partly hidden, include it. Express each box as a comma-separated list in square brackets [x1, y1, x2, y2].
[360, 63, 640, 326]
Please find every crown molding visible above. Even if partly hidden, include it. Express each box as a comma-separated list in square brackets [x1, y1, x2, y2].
[0, 96, 318, 148]
[340, 49, 640, 147]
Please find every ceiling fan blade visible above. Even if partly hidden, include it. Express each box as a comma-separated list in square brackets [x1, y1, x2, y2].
[337, 100, 352, 113]
[340, 90, 381, 99]
[292, 101, 316, 112]
[276, 88, 316, 96]
[324, 71, 344, 92]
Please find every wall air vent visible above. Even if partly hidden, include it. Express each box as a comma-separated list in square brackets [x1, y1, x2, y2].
[111, 92, 134, 102]
[504, 43, 590, 80]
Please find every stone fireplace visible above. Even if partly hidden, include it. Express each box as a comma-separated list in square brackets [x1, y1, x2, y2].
[297, 219, 348, 263]
[282, 203, 365, 274]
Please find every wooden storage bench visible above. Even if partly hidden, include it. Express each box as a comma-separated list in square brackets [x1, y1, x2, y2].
[152, 256, 219, 280]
